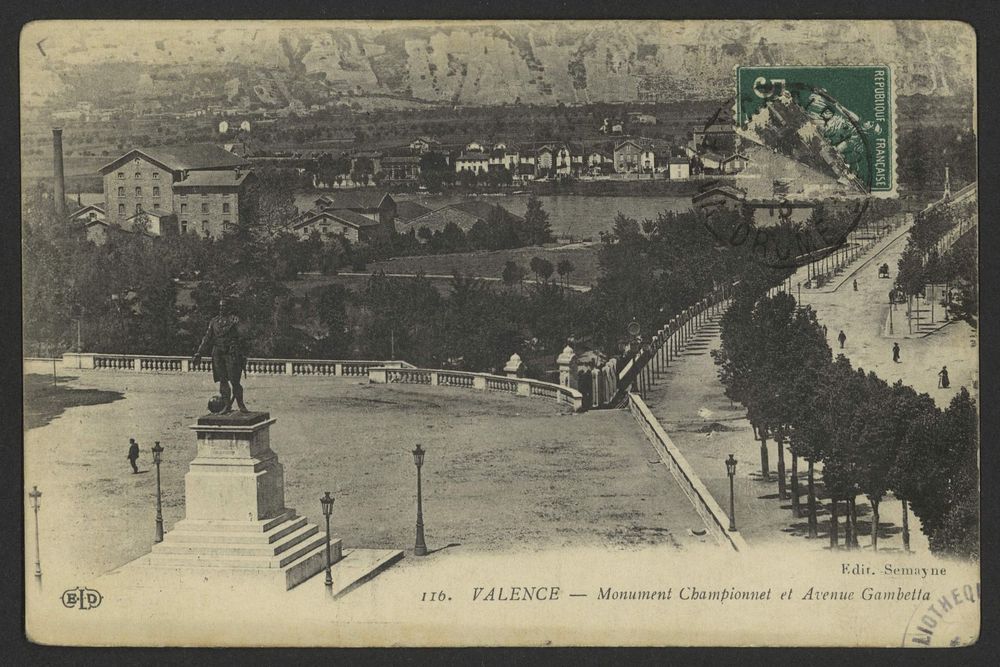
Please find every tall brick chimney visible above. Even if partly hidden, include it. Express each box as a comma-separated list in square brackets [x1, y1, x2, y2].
[52, 127, 66, 218]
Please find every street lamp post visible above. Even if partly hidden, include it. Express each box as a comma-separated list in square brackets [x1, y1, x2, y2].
[888, 292, 894, 335]
[320, 492, 335, 591]
[29, 486, 42, 581]
[412, 445, 428, 556]
[725, 455, 738, 531]
[151, 441, 164, 543]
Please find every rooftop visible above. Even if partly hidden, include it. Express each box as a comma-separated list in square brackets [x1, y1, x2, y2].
[323, 191, 393, 211]
[100, 143, 248, 174]
[324, 209, 381, 229]
[295, 208, 381, 230]
[395, 201, 433, 222]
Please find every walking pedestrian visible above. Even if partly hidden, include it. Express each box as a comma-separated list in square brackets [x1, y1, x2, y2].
[838, 330, 847, 349]
[938, 366, 950, 388]
[853, 279, 858, 291]
[822, 324, 828, 337]
[127, 438, 140, 474]
[892, 342, 901, 363]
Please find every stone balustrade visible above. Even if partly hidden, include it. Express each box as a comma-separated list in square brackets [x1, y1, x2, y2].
[609, 282, 736, 404]
[59, 352, 413, 377]
[368, 366, 584, 412]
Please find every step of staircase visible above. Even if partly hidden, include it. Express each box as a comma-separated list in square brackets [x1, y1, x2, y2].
[154, 522, 320, 558]
[170, 509, 299, 533]
[165, 515, 310, 545]
[149, 536, 341, 571]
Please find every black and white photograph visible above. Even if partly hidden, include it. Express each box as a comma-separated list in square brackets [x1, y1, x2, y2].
[20, 19, 980, 647]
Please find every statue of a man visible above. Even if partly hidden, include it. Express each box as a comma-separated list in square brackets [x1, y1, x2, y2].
[193, 298, 248, 414]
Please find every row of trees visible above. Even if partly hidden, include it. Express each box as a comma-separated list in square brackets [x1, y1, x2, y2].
[896, 196, 978, 327]
[713, 285, 978, 558]
[413, 197, 555, 253]
[588, 207, 789, 355]
[897, 126, 977, 193]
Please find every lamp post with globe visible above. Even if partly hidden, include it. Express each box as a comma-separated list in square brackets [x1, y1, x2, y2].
[412, 445, 428, 556]
[320, 492, 335, 592]
[726, 454, 738, 532]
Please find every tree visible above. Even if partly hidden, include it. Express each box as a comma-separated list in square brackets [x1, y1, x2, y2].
[431, 222, 469, 254]
[521, 194, 554, 246]
[316, 154, 350, 185]
[311, 284, 352, 358]
[813, 358, 868, 549]
[468, 206, 519, 251]
[886, 381, 940, 552]
[418, 152, 451, 191]
[463, 169, 482, 188]
[927, 388, 979, 558]
[239, 168, 298, 241]
[556, 259, 575, 289]
[271, 230, 308, 280]
[529, 256, 554, 284]
[501, 261, 525, 292]
[851, 371, 899, 550]
[351, 157, 374, 187]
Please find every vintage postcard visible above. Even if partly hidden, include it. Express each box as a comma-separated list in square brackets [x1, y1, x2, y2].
[21, 19, 979, 647]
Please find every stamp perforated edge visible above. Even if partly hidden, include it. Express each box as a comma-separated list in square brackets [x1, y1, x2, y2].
[730, 64, 899, 200]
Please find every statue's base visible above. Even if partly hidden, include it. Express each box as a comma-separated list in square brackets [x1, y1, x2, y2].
[147, 509, 342, 591]
[146, 410, 341, 590]
[115, 546, 404, 599]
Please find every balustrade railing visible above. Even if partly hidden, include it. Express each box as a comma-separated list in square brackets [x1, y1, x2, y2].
[600, 282, 737, 406]
[61, 352, 410, 378]
[369, 365, 583, 412]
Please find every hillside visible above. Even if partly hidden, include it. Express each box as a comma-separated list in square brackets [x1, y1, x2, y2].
[22, 20, 975, 109]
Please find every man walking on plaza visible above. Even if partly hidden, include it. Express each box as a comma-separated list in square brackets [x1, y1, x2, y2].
[938, 366, 950, 388]
[838, 330, 847, 349]
[127, 438, 140, 474]
[853, 279, 858, 291]
[892, 342, 901, 363]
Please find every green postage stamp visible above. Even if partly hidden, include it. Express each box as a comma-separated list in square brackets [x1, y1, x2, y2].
[736, 66, 896, 197]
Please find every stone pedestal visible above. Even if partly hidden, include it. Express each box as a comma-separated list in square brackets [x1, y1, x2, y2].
[147, 412, 341, 590]
[504, 353, 526, 378]
[556, 345, 578, 389]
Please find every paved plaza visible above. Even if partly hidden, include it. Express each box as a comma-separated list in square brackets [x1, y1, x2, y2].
[24, 370, 711, 585]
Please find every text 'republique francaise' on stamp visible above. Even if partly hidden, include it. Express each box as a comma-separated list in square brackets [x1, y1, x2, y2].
[696, 65, 898, 270]
[735, 65, 897, 200]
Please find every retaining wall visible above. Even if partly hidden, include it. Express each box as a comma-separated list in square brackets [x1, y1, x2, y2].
[627, 392, 748, 552]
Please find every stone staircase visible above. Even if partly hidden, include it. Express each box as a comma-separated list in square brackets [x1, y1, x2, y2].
[147, 508, 342, 590]
[680, 316, 722, 356]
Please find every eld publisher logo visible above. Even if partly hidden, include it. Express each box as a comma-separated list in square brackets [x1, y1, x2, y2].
[61, 587, 103, 610]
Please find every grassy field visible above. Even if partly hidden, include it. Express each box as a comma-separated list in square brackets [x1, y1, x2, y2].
[368, 244, 602, 288]
[23, 371, 706, 582]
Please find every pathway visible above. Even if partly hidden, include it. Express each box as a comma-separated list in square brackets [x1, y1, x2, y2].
[792, 222, 977, 408]
[641, 312, 924, 552]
